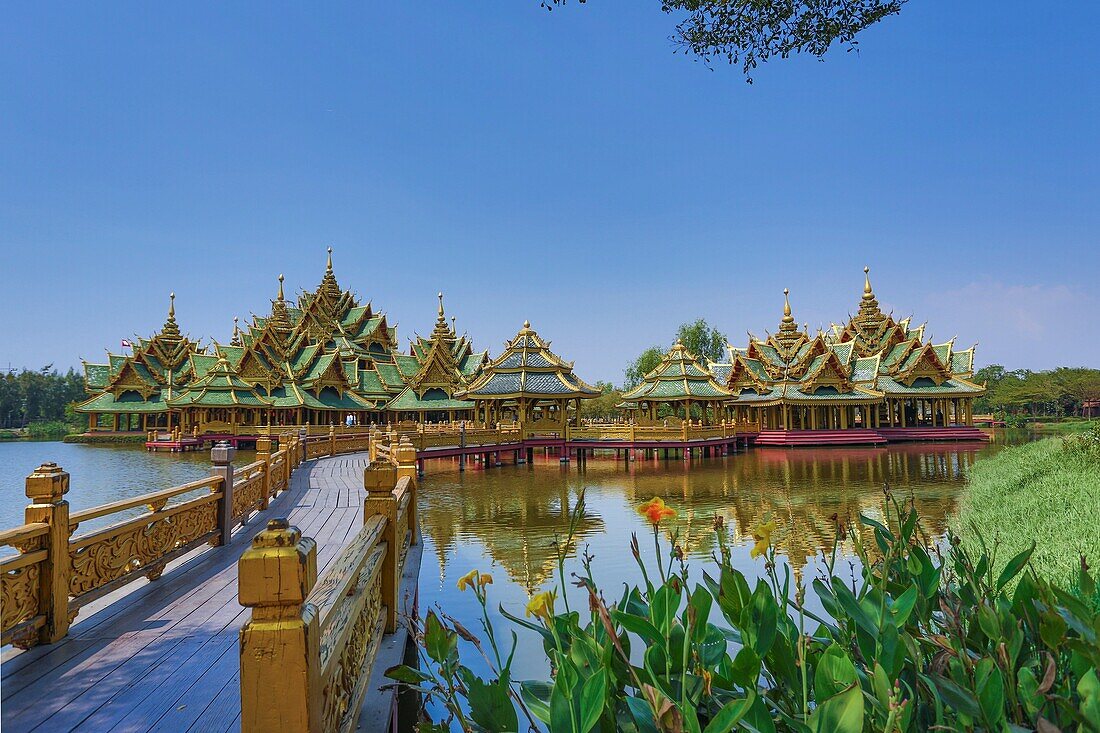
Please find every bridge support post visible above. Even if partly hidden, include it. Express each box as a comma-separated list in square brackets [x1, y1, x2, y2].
[256, 437, 272, 510]
[299, 428, 308, 464]
[328, 425, 336, 457]
[211, 442, 236, 547]
[239, 519, 320, 733]
[22, 463, 72, 647]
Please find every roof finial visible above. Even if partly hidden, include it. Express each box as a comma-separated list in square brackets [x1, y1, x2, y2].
[523, 320, 531, 330]
[277, 274, 285, 302]
[437, 291, 444, 317]
[326, 246, 333, 271]
[863, 266, 873, 297]
[169, 292, 176, 319]
[782, 289, 793, 323]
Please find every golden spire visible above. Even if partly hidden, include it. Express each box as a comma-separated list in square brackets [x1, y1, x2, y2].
[161, 292, 182, 340]
[430, 292, 454, 342]
[270, 274, 292, 332]
[319, 247, 341, 302]
[781, 289, 794, 325]
[775, 288, 804, 350]
[437, 291, 444, 318]
[856, 266, 883, 322]
[231, 316, 241, 346]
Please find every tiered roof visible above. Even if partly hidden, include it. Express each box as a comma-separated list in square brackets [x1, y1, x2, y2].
[717, 270, 984, 405]
[77, 251, 490, 416]
[457, 321, 599, 401]
[387, 294, 484, 413]
[621, 340, 732, 402]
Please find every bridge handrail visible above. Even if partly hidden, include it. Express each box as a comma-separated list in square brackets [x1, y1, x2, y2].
[238, 436, 419, 733]
[0, 428, 400, 650]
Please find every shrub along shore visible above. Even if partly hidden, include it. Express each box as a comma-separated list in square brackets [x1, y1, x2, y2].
[955, 430, 1100, 595]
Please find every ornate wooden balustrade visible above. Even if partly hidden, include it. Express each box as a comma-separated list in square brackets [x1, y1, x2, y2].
[238, 437, 419, 733]
[0, 428, 400, 651]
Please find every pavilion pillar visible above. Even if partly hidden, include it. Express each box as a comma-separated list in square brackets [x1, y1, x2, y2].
[840, 407, 848, 430]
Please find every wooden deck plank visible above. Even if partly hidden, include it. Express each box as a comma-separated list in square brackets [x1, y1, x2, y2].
[1, 454, 378, 733]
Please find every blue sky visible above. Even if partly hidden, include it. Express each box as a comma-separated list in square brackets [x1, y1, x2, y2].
[2, 2, 1097, 384]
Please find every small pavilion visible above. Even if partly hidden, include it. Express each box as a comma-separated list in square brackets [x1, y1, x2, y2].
[386, 294, 477, 423]
[455, 321, 599, 433]
[168, 356, 271, 433]
[619, 340, 733, 424]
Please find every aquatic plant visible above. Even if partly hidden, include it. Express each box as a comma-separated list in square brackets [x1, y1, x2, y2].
[389, 490, 1100, 731]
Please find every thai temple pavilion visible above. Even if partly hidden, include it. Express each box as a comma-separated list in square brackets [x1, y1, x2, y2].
[77, 250, 490, 433]
[455, 321, 600, 433]
[618, 340, 733, 423]
[710, 268, 985, 443]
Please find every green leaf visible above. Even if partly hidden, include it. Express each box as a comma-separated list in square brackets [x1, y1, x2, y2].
[808, 683, 863, 733]
[579, 669, 607, 733]
[702, 692, 756, 733]
[931, 675, 981, 719]
[717, 566, 752, 625]
[423, 611, 456, 665]
[996, 543, 1035, 590]
[520, 680, 554, 724]
[688, 584, 713, 643]
[859, 514, 894, 541]
[650, 584, 679, 637]
[975, 658, 1005, 728]
[613, 609, 663, 647]
[550, 672, 576, 733]
[466, 673, 519, 733]
[830, 577, 878, 635]
[384, 664, 431, 685]
[890, 585, 919, 627]
[625, 696, 660, 733]
[745, 582, 777, 657]
[814, 643, 858, 700]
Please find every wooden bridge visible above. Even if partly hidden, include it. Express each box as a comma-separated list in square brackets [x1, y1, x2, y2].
[1, 432, 421, 733]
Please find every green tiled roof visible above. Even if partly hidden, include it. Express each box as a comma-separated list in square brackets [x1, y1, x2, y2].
[375, 363, 406, 389]
[621, 341, 732, 402]
[387, 387, 474, 412]
[851, 356, 880, 383]
[458, 323, 598, 400]
[83, 363, 111, 390]
[76, 390, 168, 413]
[878, 377, 984, 395]
[168, 358, 270, 407]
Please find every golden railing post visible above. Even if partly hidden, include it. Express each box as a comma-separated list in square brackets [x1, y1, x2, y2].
[396, 437, 418, 542]
[23, 462, 72, 646]
[211, 442, 236, 546]
[364, 464, 399, 633]
[239, 519, 320, 733]
[256, 437, 272, 509]
[328, 425, 336, 456]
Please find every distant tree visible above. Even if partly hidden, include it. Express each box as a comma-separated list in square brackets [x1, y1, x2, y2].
[580, 381, 624, 421]
[624, 346, 664, 389]
[0, 367, 86, 429]
[676, 319, 728, 365]
[543, 1, 907, 81]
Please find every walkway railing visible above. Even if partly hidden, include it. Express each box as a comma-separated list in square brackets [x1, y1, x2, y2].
[0, 428, 396, 650]
[238, 437, 419, 733]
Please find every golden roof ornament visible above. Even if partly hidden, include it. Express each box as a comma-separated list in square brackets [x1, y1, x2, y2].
[319, 247, 341, 303]
[269, 274, 293, 332]
[160, 292, 182, 340]
[231, 316, 241, 346]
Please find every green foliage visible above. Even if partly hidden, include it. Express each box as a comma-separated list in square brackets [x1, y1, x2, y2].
[390, 492, 1100, 731]
[625, 347, 665, 390]
[974, 364, 1100, 420]
[581, 382, 625, 421]
[956, 437, 1100, 595]
[0, 366, 86, 430]
[543, 1, 907, 82]
[675, 319, 727, 366]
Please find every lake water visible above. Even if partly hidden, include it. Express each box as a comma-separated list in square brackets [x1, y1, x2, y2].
[0, 432, 1026, 685]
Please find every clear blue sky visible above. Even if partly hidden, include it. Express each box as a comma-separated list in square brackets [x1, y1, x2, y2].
[2, 2, 1097, 384]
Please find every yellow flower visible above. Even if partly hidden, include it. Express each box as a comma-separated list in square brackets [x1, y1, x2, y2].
[456, 569, 479, 592]
[750, 520, 778, 559]
[478, 573, 493, 587]
[638, 497, 678, 526]
[525, 590, 556, 621]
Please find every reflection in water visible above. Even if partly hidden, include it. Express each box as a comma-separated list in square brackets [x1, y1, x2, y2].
[420, 440, 995, 595]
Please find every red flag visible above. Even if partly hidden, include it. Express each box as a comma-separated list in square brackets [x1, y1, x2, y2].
[121, 339, 133, 349]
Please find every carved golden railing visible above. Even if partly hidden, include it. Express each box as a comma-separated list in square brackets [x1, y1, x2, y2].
[0, 429, 403, 650]
[238, 437, 419, 733]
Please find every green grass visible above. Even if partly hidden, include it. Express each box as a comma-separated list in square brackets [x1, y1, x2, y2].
[1029, 418, 1096, 435]
[956, 438, 1100, 590]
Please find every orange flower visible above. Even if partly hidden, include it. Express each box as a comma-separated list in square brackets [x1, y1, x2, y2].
[638, 497, 677, 526]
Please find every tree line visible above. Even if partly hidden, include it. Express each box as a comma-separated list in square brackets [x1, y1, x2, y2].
[0, 367, 86, 430]
[972, 365, 1100, 421]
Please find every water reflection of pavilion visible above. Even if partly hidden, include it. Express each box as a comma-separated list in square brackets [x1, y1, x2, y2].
[605, 442, 982, 573]
[417, 442, 985, 590]
[419, 473, 604, 592]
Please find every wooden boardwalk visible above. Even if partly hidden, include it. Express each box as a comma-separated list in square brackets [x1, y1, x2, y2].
[1, 454, 378, 733]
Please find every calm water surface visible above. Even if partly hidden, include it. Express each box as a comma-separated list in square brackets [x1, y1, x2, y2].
[0, 432, 1028, 684]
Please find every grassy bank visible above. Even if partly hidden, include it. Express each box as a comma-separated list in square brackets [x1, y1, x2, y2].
[62, 432, 145, 444]
[1029, 417, 1096, 435]
[0, 421, 84, 441]
[956, 436, 1100, 591]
